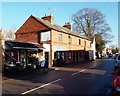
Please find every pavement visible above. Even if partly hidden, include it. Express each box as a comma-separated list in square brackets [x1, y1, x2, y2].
[2, 60, 93, 81]
[2, 68, 54, 81]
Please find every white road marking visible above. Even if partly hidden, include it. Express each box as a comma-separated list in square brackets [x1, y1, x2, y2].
[89, 65, 96, 68]
[21, 79, 61, 95]
[55, 68, 60, 70]
[72, 69, 86, 76]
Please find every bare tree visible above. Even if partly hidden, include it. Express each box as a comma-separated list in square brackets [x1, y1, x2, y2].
[72, 8, 111, 39]
[0, 29, 4, 39]
[3, 29, 15, 40]
[72, 8, 112, 52]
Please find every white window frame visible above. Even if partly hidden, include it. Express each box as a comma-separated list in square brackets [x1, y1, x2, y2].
[59, 34, 62, 42]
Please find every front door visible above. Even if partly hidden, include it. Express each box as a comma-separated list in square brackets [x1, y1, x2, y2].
[45, 52, 49, 67]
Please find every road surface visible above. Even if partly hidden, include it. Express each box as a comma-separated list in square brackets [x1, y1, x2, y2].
[2, 57, 114, 95]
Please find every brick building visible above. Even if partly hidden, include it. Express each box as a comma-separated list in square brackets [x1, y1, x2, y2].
[15, 14, 93, 67]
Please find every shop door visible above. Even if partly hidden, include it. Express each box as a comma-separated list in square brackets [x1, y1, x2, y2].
[45, 52, 49, 67]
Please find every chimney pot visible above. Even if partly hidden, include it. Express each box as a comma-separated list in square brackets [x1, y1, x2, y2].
[63, 22, 72, 31]
[41, 14, 54, 24]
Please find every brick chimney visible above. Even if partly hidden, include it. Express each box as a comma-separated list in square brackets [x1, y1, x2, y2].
[63, 22, 72, 31]
[41, 14, 54, 24]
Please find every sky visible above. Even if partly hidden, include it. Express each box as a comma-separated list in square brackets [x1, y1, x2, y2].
[1, 1, 119, 48]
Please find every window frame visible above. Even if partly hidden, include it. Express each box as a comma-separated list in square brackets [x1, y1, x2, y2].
[79, 39, 81, 45]
[68, 36, 72, 44]
[58, 34, 62, 42]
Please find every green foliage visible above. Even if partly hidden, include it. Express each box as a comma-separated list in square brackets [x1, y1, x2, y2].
[95, 33, 105, 52]
[112, 48, 119, 54]
[28, 55, 39, 65]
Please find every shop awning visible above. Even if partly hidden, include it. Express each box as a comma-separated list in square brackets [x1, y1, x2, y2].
[5, 40, 44, 50]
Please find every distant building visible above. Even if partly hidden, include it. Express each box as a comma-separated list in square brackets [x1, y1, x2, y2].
[103, 47, 112, 56]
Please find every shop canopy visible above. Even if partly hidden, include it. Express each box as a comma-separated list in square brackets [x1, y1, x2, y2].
[5, 40, 44, 50]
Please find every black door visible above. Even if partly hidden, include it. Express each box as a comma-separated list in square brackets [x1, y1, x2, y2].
[45, 52, 49, 67]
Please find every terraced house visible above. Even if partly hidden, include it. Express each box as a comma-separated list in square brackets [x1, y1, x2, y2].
[15, 14, 95, 67]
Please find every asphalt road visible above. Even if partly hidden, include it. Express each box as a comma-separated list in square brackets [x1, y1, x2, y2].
[2, 57, 115, 95]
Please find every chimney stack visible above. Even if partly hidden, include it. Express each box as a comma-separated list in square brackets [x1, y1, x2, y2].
[63, 22, 72, 31]
[41, 14, 54, 24]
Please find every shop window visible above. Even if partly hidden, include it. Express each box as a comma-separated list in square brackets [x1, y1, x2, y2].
[57, 52, 64, 60]
[79, 52, 82, 57]
[69, 52, 72, 59]
[62, 52, 64, 60]
[57, 52, 60, 59]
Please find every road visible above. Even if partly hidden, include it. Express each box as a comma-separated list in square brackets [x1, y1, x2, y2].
[2, 57, 114, 95]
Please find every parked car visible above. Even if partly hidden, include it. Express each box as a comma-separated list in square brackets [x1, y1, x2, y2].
[114, 53, 119, 60]
[111, 66, 120, 95]
[115, 55, 120, 70]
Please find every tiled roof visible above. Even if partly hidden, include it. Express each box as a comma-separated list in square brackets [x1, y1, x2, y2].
[33, 16, 89, 40]
[5, 40, 44, 50]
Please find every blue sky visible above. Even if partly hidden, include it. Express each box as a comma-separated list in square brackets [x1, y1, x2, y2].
[2, 2, 118, 47]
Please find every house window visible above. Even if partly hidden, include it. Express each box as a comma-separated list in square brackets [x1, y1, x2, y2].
[41, 31, 50, 41]
[59, 34, 62, 42]
[69, 52, 72, 59]
[79, 39, 81, 45]
[68, 36, 72, 44]
[84, 41, 86, 47]
[90, 42, 92, 47]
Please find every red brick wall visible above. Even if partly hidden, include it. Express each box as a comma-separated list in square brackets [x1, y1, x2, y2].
[15, 16, 48, 43]
[16, 16, 48, 34]
[16, 32, 38, 43]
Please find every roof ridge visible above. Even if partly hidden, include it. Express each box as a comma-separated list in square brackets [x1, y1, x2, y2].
[16, 15, 89, 40]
